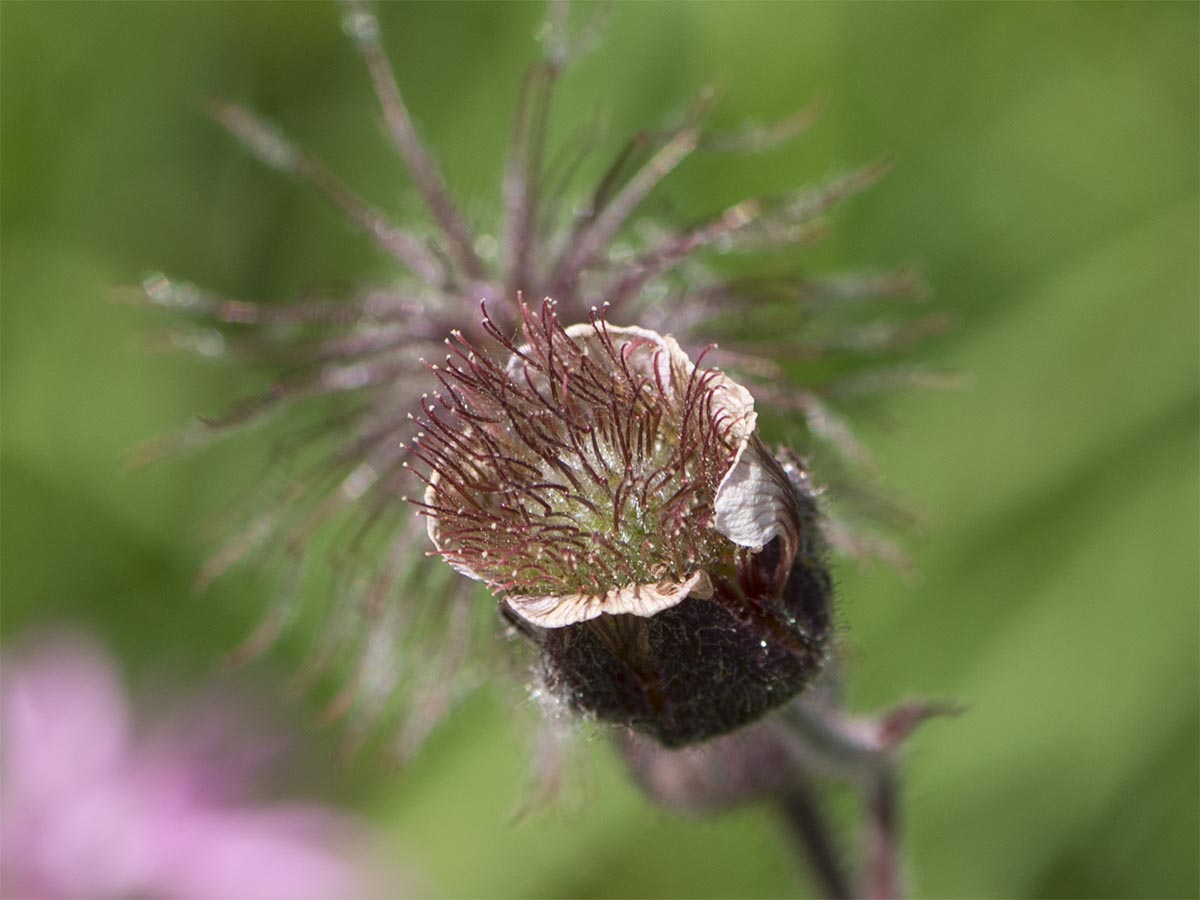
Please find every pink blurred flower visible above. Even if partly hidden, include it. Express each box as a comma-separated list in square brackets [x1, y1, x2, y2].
[1, 631, 380, 899]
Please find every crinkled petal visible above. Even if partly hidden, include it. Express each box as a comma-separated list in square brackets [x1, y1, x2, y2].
[423, 481, 488, 583]
[713, 436, 797, 550]
[506, 570, 714, 627]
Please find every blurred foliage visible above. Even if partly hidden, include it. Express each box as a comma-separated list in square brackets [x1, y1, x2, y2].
[2, 3, 1197, 898]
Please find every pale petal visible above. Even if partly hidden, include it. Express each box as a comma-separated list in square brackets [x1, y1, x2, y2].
[560, 321, 667, 346]
[423, 478, 489, 583]
[713, 436, 796, 550]
[505, 570, 714, 628]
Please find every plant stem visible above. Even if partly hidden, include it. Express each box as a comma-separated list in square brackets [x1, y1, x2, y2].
[777, 781, 854, 900]
[863, 767, 900, 900]
[777, 698, 908, 899]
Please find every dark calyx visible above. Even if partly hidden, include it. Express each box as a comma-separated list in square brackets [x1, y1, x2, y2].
[538, 533, 832, 748]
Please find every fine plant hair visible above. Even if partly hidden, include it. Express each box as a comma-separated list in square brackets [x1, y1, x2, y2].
[135, 3, 953, 896]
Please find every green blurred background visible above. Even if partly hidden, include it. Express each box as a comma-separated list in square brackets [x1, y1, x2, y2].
[3, 3, 1197, 897]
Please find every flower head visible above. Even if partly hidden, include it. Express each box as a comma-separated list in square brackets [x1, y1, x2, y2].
[138, 2, 938, 754]
[411, 299, 830, 746]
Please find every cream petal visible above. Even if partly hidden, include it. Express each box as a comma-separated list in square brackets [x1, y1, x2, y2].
[713, 436, 796, 550]
[423, 476, 489, 583]
[505, 570, 714, 628]
[524, 322, 759, 446]
[560, 322, 668, 345]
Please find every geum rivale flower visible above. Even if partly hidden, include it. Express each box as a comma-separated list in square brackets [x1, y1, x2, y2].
[410, 299, 831, 747]
[135, 2, 945, 754]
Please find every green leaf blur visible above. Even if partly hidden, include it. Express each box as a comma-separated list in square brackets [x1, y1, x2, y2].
[2, 3, 1196, 897]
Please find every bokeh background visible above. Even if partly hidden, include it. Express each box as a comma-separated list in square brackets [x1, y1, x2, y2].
[3, 3, 1197, 898]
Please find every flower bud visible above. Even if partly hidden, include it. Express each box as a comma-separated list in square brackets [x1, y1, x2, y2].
[413, 300, 831, 746]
